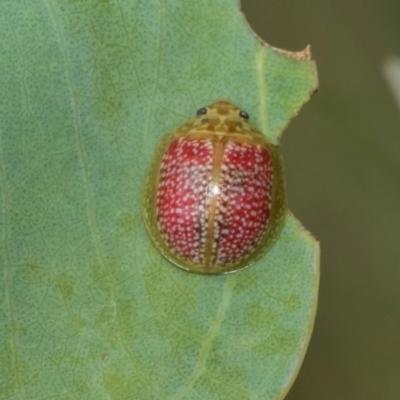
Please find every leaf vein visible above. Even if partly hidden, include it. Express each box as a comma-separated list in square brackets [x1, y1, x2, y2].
[170, 274, 237, 400]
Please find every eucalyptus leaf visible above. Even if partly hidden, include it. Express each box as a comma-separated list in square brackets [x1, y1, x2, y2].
[0, 1, 319, 399]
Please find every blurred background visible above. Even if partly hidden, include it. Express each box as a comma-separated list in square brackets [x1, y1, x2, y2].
[241, 1, 400, 399]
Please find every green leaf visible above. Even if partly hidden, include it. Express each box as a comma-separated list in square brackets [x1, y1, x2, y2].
[0, 1, 319, 399]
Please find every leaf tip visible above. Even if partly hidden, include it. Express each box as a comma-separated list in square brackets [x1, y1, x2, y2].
[383, 55, 400, 111]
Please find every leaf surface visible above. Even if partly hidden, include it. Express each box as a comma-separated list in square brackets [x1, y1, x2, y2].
[0, 1, 319, 399]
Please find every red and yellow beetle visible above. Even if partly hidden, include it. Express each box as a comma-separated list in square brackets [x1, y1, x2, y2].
[142, 99, 286, 274]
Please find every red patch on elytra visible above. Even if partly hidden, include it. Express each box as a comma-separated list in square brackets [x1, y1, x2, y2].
[156, 137, 274, 267]
[213, 142, 273, 265]
[156, 138, 213, 263]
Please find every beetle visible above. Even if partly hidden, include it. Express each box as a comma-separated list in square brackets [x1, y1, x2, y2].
[142, 99, 286, 274]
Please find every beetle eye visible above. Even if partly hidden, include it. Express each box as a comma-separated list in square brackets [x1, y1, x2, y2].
[196, 107, 207, 116]
[239, 110, 249, 120]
